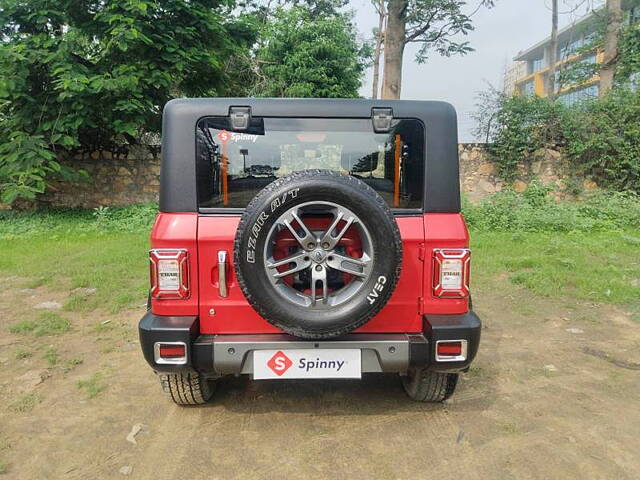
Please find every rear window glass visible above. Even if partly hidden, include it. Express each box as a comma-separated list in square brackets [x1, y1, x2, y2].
[196, 117, 425, 209]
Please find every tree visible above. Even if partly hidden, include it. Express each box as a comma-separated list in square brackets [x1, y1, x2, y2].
[253, 6, 371, 98]
[380, 0, 494, 99]
[371, 0, 387, 99]
[547, 0, 559, 100]
[0, 0, 255, 203]
[600, 0, 623, 96]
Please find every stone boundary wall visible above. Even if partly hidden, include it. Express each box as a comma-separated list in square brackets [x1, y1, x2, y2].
[38, 146, 161, 208]
[34, 143, 575, 208]
[458, 143, 575, 203]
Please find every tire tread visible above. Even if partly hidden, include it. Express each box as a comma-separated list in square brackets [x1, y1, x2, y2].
[158, 372, 214, 406]
[402, 368, 459, 402]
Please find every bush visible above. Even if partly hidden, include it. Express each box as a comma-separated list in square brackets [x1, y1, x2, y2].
[476, 87, 640, 193]
[0, 0, 256, 203]
[564, 88, 640, 192]
[463, 184, 640, 232]
[485, 95, 566, 181]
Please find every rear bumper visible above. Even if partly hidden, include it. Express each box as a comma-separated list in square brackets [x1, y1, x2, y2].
[139, 310, 481, 376]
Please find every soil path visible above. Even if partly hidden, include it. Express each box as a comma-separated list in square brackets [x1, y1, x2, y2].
[1, 284, 638, 479]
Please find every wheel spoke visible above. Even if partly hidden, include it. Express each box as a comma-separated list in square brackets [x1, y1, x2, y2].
[263, 200, 376, 310]
[319, 209, 354, 250]
[311, 265, 328, 306]
[326, 253, 369, 278]
[266, 252, 311, 279]
[281, 209, 316, 250]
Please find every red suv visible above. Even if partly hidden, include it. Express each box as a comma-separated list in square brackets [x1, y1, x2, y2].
[139, 99, 480, 405]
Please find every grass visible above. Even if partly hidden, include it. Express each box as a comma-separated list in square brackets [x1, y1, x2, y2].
[14, 349, 32, 360]
[0, 435, 9, 475]
[9, 393, 42, 413]
[1, 232, 148, 314]
[0, 193, 638, 320]
[43, 347, 59, 366]
[472, 230, 640, 309]
[62, 358, 83, 373]
[9, 312, 71, 336]
[77, 373, 106, 398]
[0, 204, 153, 315]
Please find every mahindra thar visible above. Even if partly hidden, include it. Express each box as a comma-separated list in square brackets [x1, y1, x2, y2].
[139, 98, 481, 405]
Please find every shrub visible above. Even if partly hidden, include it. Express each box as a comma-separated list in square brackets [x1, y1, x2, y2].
[564, 88, 640, 192]
[463, 185, 640, 232]
[476, 87, 640, 193]
[480, 95, 566, 181]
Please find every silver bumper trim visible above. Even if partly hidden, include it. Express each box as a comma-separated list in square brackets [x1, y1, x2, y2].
[211, 334, 415, 374]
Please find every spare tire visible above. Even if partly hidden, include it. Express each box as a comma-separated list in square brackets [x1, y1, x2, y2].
[234, 170, 402, 339]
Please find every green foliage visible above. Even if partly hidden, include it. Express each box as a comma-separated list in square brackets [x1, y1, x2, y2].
[556, 6, 640, 89]
[253, 6, 370, 98]
[404, 0, 492, 63]
[555, 18, 604, 91]
[617, 21, 640, 84]
[477, 86, 640, 192]
[0, 0, 256, 202]
[483, 95, 566, 181]
[563, 88, 640, 191]
[463, 185, 640, 233]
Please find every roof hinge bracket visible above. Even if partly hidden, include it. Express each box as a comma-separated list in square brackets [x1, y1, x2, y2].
[371, 107, 394, 133]
[418, 245, 426, 261]
[229, 106, 251, 131]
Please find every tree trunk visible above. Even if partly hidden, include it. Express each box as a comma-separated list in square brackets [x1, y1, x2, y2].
[600, 0, 623, 97]
[381, 0, 407, 99]
[371, 1, 386, 99]
[547, 0, 558, 100]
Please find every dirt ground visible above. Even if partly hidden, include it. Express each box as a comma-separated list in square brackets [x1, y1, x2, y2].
[1, 278, 639, 480]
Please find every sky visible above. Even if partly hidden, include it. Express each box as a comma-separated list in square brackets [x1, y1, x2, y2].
[352, 0, 602, 141]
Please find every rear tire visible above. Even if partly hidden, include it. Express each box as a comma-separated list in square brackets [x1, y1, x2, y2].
[402, 368, 458, 402]
[158, 372, 215, 405]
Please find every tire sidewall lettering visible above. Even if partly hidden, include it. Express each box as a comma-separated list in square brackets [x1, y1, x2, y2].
[246, 188, 300, 264]
[366, 275, 387, 304]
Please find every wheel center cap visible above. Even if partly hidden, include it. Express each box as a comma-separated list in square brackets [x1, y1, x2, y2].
[312, 249, 327, 263]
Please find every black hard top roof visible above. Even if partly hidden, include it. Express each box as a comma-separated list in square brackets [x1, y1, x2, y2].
[160, 98, 460, 213]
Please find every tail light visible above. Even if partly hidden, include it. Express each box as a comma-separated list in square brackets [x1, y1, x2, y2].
[436, 340, 467, 362]
[432, 249, 470, 298]
[149, 249, 190, 299]
[154, 342, 187, 364]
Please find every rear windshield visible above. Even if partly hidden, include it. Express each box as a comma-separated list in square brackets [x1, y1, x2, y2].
[195, 117, 425, 210]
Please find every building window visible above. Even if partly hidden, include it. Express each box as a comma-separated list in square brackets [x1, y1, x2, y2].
[530, 57, 544, 73]
[559, 38, 584, 59]
[522, 80, 535, 96]
[631, 6, 640, 24]
[558, 84, 599, 106]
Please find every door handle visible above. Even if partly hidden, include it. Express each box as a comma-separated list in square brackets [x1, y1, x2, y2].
[218, 250, 228, 297]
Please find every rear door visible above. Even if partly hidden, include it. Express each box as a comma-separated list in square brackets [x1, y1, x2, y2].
[196, 115, 426, 334]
